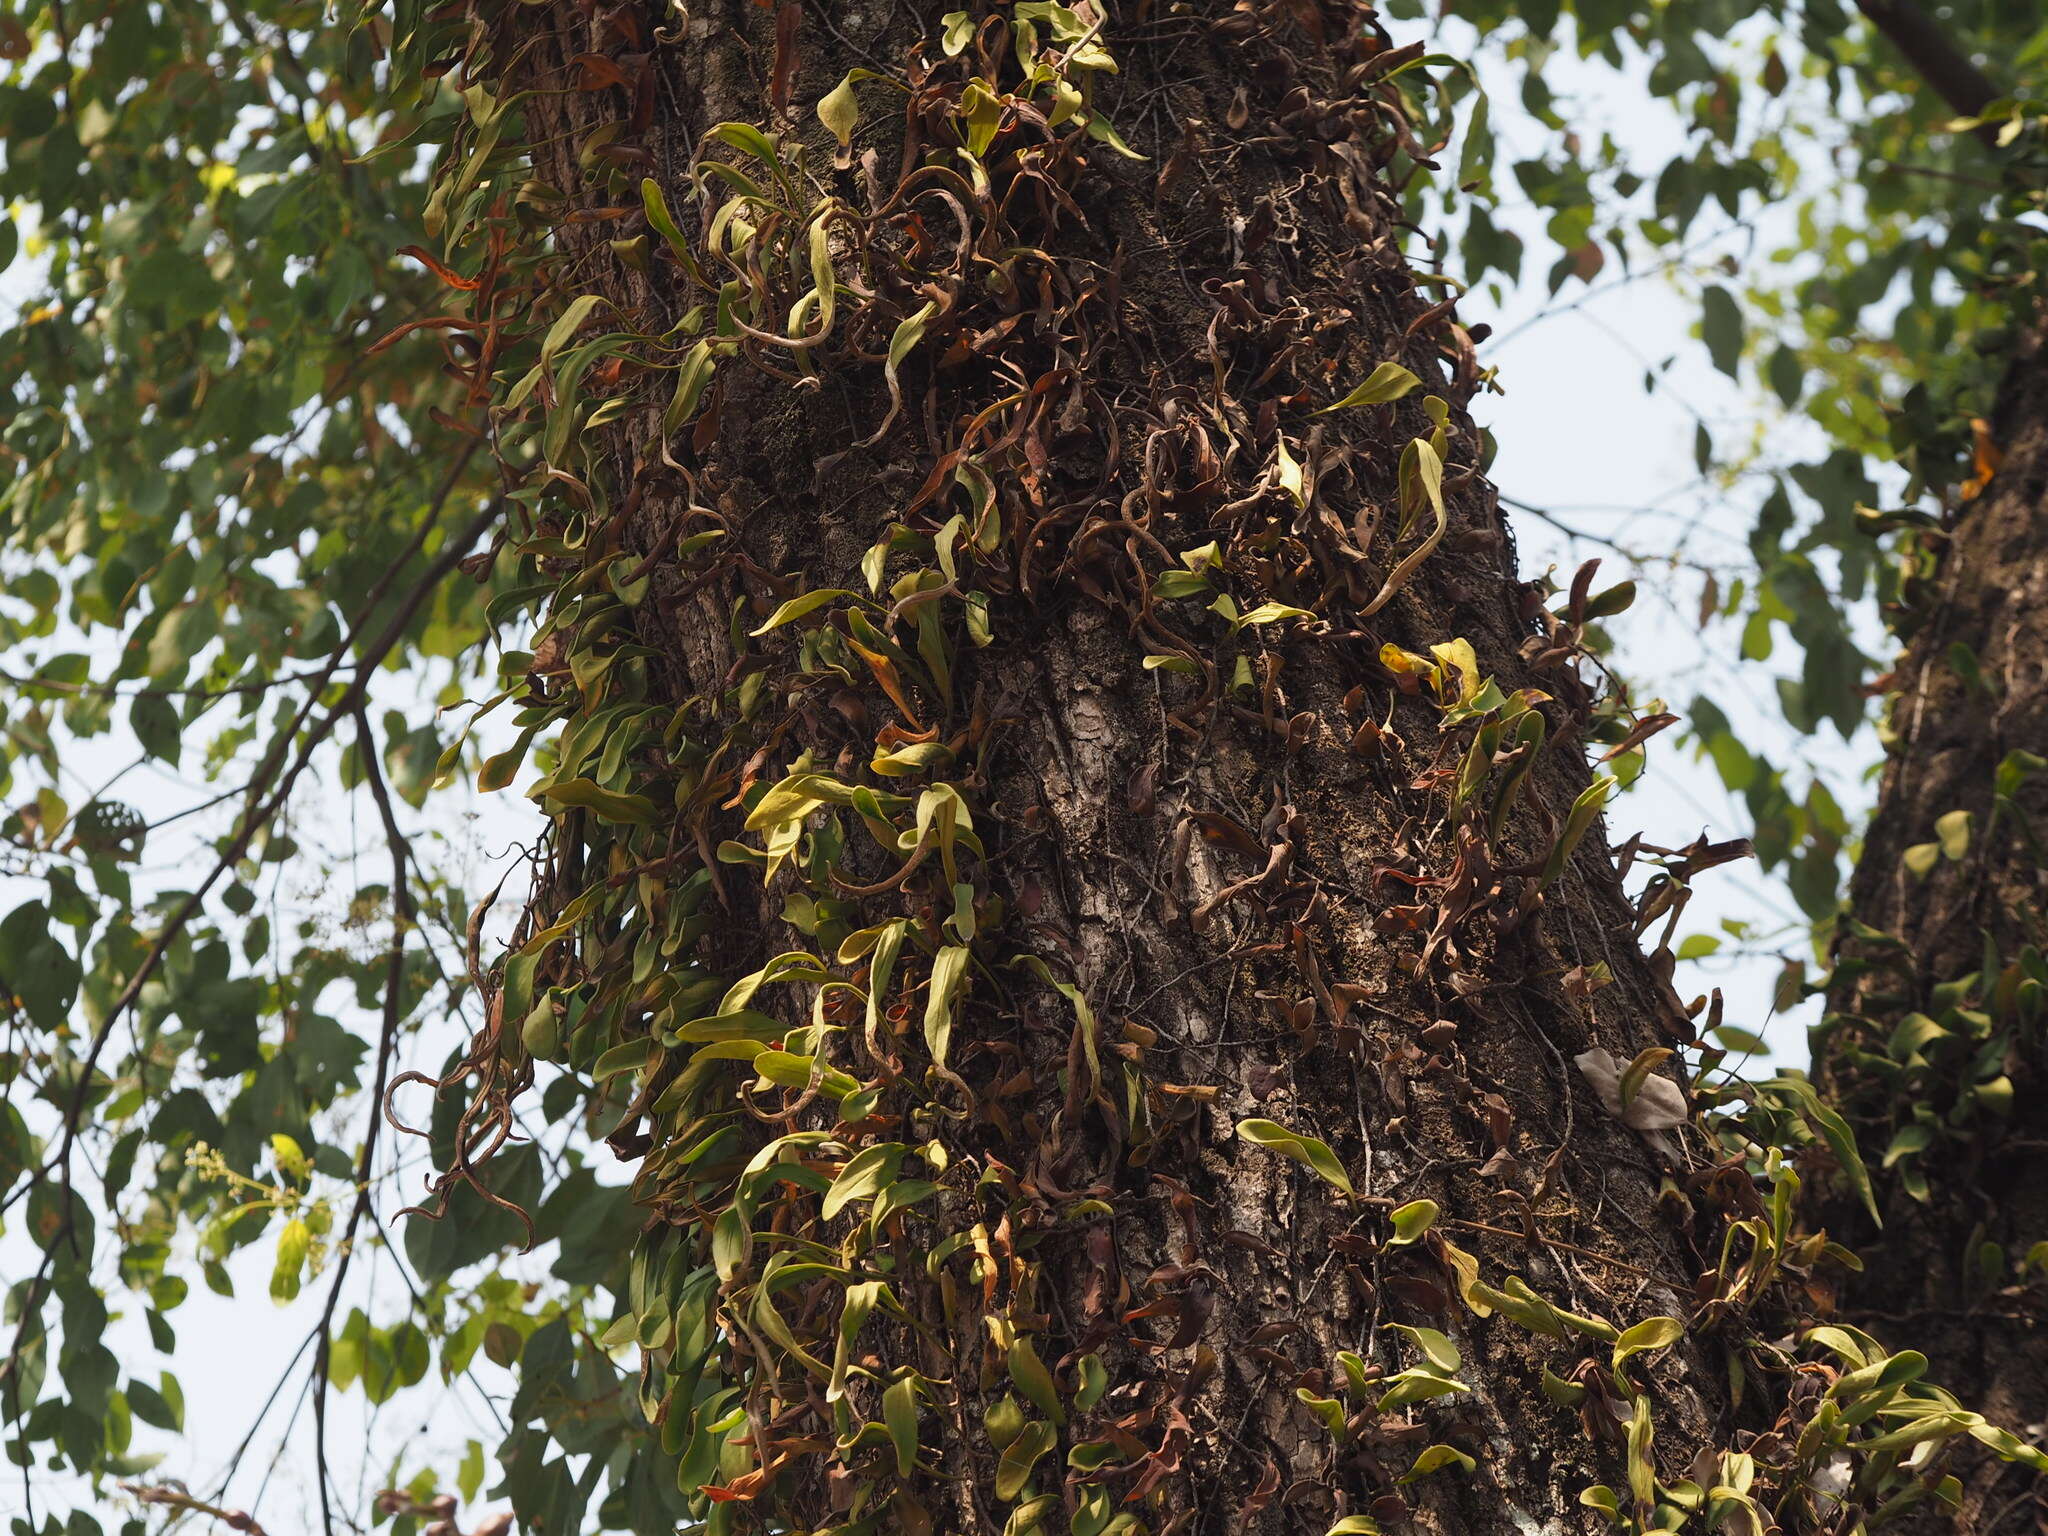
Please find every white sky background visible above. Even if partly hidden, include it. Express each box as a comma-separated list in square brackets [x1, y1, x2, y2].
[0, 24, 1890, 1533]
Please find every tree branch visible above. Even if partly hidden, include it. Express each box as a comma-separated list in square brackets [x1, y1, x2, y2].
[1853, 0, 2001, 133]
[308, 705, 416, 1536]
[0, 469, 496, 1436]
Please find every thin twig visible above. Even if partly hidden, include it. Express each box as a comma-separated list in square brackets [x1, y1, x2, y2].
[310, 705, 417, 1536]
[1, 462, 494, 1426]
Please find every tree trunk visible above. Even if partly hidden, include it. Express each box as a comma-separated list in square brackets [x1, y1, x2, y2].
[460, 3, 1750, 1531]
[1817, 334, 2048, 1528]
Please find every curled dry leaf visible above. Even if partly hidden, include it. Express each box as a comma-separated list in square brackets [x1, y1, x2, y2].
[1574, 1047, 1689, 1132]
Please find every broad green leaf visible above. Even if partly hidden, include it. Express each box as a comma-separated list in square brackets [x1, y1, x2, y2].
[1008, 1337, 1066, 1427]
[994, 1419, 1057, 1501]
[823, 1143, 908, 1221]
[537, 777, 662, 824]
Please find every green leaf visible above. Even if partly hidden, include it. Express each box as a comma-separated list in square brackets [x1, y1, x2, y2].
[1610, 1315, 1684, 1373]
[1297, 1388, 1348, 1438]
[883, 1375, 921, 1476]
[270, 1219, 311, 1304]
[477, 726, 537, 793]
[642, 177, 708, 281]
[1316, 361, 1422, 412]
[127, 1377, 182, 1433]
[1375, 1367, 1468, 1412]
[1542, 1366, 1587, 1405]
[1389, 1324, 1460, 1372]
[752, 588, 853, 636]
[924, 945, 972, 1067]
[1701, 284, 1743, 378]
[130, 693, 181, 766]
[1768, 345, 1804, 406]
[1387, 1199, 1439, 1246]
[1765, 1074, 1880, 1226]
[1081, 109, 1146, 159]
[1934, 808, 1972, 861]
[1235, 1118, 1354, 1195]
[1400, 1443, 1475, 1481]
[1074, 1353, 1109, 1411]
[1581, 580, 1637, 620]
[458, 1440, 485, 1504]
[1626, 1394, 1655, 1510]
[1152, 570, 1210, 600]
[540, 293, 605, 371]
[537, 777, 662, 824]
[1008, 1337, 1066, 1427]
[822, 1142, 908, 1221]
[889, 299, 938, 372]
[994, 1419, 1057, 1501]
[704, 121, 795, 199]
[664, 340, 718, 433]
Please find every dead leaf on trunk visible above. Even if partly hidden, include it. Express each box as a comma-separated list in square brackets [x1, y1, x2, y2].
[1575, 1046, 1688, 1131]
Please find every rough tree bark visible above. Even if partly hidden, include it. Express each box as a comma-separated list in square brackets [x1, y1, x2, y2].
[458, 2, 1786, 1532]
[1818, 334, 2048, 1528]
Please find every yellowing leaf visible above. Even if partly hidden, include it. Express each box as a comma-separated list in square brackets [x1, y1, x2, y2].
[1274, 434, 1305, 506]
[818, 74, 860, 147]
[1401, 1443, 1475, 1482]
[1387, 1199, 1439, 1245]
[1236, 1117, 1353, 1195]
[1934, 808, 1972, 861]
[1389, 1324, 1460, 1372]
[1428, 638, 1481, 703]
[1236, 602, 1316, 629]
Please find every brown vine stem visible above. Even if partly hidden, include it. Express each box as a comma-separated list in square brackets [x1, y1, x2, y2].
[121, 1482, 270, 1536]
